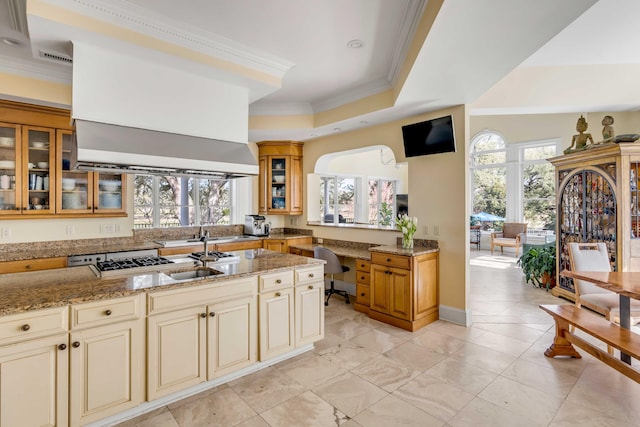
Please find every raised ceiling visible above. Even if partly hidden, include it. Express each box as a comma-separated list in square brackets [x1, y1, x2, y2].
[0, 0, 638, 142]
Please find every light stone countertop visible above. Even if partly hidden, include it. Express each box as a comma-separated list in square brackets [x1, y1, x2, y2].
[0, 249, 323, 316]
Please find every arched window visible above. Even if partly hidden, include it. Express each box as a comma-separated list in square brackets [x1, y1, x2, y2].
[471, 131, 558, 231]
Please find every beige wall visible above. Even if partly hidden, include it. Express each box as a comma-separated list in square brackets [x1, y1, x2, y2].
[299, 105, 469, 318]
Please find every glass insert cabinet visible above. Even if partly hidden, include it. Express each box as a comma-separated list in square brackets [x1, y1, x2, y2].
[548, 143, 640, 301]
[0, 100, 126, 218]
[257, 141, 303, 215]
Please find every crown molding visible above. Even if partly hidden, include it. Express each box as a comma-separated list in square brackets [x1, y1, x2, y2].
[41, 0, 294, 77]
[311, 78, 392, 113]
[388, 0, 427, 86]
[0, 54, 71, 84]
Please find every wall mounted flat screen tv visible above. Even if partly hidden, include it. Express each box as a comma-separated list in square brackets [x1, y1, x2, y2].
[401, 115, 456, 157]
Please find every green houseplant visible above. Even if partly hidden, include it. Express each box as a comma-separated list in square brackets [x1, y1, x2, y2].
[517, 245, 556, 290]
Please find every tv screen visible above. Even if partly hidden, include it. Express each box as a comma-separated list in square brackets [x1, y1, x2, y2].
[401, 115, 456, 157]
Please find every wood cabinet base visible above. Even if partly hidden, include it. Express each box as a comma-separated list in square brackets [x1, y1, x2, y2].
[369, 308, 439, 332]
[353, 302, 369, 315]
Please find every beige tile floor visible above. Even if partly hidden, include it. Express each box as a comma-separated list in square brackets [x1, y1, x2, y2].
[117, 251, 640, 426]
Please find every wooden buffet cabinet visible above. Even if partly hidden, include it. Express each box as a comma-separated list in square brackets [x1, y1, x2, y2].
[355, 249, 439, 332]
[548, 143, 640, 301]
[0, 100, 125, 218]
[257, 141, 303, 215]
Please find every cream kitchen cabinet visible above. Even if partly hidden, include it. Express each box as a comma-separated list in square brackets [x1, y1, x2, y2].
[146, 276, 258, 400]
[259, 270, 295, 360]
[69, 296, 143, 426]
[0, 306, 69, 427]
[294, 265, 324, 347]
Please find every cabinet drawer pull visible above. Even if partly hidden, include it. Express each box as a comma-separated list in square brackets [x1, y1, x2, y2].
[276, 279, 282, 284]
[104, 309, 112, 316]
[200, 313, 207, 318]
[58, 344, 67, 351]
[308, 273, 314, 278]
[360, 293, 366, 297]
[360, 276, 365, 280]
[72, 341, 80, 348]
[275, 292, 282, 297]
[386, 258, 391, 262]
[209, 312, 215, 317]
[308, 285, 313, 290]
[21, 324, 30, 331]
[25, 265, 32, 270]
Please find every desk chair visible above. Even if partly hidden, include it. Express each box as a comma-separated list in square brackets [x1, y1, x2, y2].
[314, 247, 350, 306]
[568, 242, 640, 354]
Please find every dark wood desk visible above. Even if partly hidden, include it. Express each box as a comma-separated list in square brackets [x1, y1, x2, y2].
[560, 270, 640, 363]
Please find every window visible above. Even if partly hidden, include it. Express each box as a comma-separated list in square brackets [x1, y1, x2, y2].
[133, 174, 231, 228]
[368, 179, 396, 226]
[319, 176, 357, 224]
[471, 132, 558, 230]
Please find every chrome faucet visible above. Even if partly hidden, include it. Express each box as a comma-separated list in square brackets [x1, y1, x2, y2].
[199, 224, 209, 239]
[199, 234, 218, 267]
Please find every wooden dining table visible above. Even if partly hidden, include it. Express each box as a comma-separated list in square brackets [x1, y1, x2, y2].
[560, 270, 640, 363]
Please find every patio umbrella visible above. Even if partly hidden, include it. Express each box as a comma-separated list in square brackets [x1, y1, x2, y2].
[471, 212, 505, 222]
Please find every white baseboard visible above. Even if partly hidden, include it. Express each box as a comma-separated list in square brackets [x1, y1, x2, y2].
[439, 304, 472, 326]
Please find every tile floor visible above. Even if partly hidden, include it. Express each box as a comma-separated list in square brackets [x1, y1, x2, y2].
[117, 251, 640, 426]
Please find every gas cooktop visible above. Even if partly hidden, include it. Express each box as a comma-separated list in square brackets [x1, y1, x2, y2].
[96, 256, 174, 271]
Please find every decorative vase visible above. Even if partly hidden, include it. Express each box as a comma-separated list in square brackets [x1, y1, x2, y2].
[402, 234, 414, 249]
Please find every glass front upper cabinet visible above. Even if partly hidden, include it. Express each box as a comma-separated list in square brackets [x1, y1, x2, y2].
[23, 127, 55, 214]
[57, 130, 91, 213]
[270, 157, 287, 210]
[96, 172, 124, 211]
[0, 123, 20, 214]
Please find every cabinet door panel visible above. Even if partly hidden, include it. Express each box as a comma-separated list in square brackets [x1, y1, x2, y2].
[207, 295, 257, 379]
[389, 268, 411, 320]
[290, 156, 303, 214]
[0, 334, 68, 427]
[295, 282, 324, 347]
[414, 254, 439, 318]
[147, 306, 206, 400]
[259, 288, 294, 360]
[70, 320, 141, 426]
[370, 265, 390, 313]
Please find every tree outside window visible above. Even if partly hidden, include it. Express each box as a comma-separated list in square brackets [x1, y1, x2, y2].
[133, 174, 230, 228]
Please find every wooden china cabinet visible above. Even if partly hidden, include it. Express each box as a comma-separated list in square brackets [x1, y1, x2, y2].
[257, 141, 303, 215]
[0, 100, 125, 218]
[548, 143, 640, 301]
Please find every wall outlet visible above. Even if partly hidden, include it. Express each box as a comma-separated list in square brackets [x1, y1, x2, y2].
[100, 224, 116, 234]
[317, 238, 323, 244]
[66, 225, 75, 235]
[1, 228, 10, 238]
[433, 225, 440, 236]
[423, 225, 429, 235]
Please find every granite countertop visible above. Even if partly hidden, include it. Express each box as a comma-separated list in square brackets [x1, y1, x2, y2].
[0, 249, 324, 316]
[0, 239, 163, 262]
[261, 233, 312, 240]
[289, 243, 374, 260]
[369, 245, 440, 257]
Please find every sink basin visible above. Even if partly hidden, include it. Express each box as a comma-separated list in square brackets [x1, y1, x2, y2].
[157, 235, 260, 247]
[169, 268, 224, 280]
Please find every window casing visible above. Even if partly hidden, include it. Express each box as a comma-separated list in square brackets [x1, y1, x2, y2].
[133, 174, 232, 228]
[470, 132, 558, 230]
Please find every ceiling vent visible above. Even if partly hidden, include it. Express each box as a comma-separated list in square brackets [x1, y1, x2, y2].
[38, 49, 73, 66]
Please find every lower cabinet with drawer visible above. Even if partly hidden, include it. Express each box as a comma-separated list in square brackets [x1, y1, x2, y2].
[369, 250, 439, 332]
[0, 307, 69, 427]
[258, 270, 295, 361]
[353, 259, 371, 314]
[294, 265, 324, 347]
[69, 295, 144, 426]
[147, 276, 258, 400]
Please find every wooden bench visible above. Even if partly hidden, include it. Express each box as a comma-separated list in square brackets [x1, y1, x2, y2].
[540, 304, 640, 383]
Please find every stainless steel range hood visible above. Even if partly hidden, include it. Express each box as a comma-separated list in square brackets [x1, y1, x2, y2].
[72, 120, 258, 179]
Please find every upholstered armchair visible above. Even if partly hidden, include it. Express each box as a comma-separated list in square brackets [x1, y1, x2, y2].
[491, 223, 527, 256]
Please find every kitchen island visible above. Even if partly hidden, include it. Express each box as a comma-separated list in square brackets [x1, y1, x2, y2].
[0, 249, 325, 427]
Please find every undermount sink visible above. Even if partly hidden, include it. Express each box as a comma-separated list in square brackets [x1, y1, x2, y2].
[169, 268, 224, 280]
[157, 235, 260, 247]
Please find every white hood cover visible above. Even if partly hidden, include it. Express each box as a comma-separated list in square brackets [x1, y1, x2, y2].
[71, 41, 258, 178]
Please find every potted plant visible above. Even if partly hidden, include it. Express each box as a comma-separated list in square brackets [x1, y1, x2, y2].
[517, 245, 556, 290]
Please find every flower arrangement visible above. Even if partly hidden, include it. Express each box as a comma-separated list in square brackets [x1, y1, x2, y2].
[396, 214, 417, 249]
